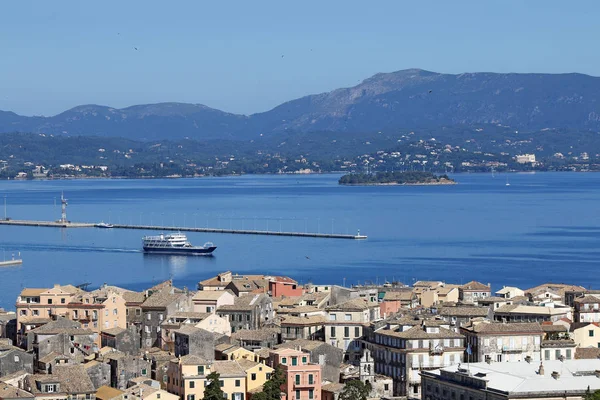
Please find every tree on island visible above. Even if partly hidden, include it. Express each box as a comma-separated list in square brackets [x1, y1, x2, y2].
[339, 380, 372, 400]
[252, 366, 286, 400]
[203, 372, 225, 400]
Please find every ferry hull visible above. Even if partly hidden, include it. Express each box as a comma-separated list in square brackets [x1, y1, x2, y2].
[142, 246, 216, 256]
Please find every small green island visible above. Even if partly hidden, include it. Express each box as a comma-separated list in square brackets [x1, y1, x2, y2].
[338, 171, 456, 185]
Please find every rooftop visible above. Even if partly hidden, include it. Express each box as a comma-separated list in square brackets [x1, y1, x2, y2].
[461, 321, 543, 334]
[426, 360, 600, 394]
[211, 360, 246, 377]
[460, 281, 490, 291]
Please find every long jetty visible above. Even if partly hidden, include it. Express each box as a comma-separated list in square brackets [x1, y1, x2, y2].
[0, 219, 367, 240]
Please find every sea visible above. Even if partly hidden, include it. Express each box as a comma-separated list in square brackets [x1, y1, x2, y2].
[0, 172, 599, 309]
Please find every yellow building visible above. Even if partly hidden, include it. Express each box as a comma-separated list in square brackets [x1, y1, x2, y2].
[167, 355, 247, 400]
[236, 359, 273, 394]
[216, 344, 259, 361]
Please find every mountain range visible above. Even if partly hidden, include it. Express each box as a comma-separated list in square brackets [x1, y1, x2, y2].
[2, 68, 600, 141]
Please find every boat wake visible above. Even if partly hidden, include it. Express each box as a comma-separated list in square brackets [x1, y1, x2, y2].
[0, 243, 141, 254]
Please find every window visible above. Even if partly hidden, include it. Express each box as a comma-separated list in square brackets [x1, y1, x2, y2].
[496, 354, 502, 362]
[295, 390, 300, 400]
[295, 375, 300, 385]
[251, 373, 257, 381]
[282, 357, 287, 364]
[48, 299, 53, 304]
[156, 395, 160, 399]
[308, 374, 313, 384]
[246, 314, 250, 321]
[309, 389, 314, 399]
[266, 373, 271, 380]
[20, 310, 27, 316]
[136, 309, 141, 316]
[61, 298, 65, 304]
[206, 306, 212, 313]
[14, 355, 20, 362]
[219, 380, 224, 387]
[355, 327, 360, 337]
[344, 327, 349, 338]
[329, 314, 336, 321]
[147, 314, 151, 320]
[344, 314, 351, 321]
[159, 314, 164, 321]
[113, 309, 117, 315]
[384, 384, 389, 391]
[198, 365, 204, 375]
[566, 349, 572, 359]
[235, 379, 241, 387]
[187, 395, 195, 400]
[292, 357, 298, 366]
[330, 327, 336, 338]
[223, 394, 227, 400]
[302, 356, 307, 364]
[190, 381, 195, 389]
[86, 394, 92, 400]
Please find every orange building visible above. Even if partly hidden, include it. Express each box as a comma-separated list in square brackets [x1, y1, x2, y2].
[269, 348, 321, 400]
[269, 277, 303, 298]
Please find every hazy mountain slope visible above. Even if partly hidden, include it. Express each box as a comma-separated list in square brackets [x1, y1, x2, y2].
[2, 69, 600, 140]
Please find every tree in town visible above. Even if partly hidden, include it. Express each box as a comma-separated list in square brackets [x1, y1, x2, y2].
[203, 372, 224, 400]
[339, 380, 372, 400]
[252, 366, 286, 400]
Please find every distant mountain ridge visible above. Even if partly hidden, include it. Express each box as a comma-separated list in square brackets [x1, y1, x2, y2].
[2, 69, 600, 140]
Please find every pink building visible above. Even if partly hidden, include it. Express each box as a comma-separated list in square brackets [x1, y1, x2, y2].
[270, 348, 322, 400]
[269, 276, 303, 298]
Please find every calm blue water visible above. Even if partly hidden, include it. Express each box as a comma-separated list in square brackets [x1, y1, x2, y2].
[0, 173, 599, 309]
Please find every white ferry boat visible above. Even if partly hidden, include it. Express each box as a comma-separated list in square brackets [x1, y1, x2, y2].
[142, 233, 216, 255]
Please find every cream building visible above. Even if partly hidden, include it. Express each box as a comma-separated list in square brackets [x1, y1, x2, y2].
[365, 317, 465, 399]
[16, 284, 129, 347]
[196, 313, 231, 336]
[324, 298, 380, 363]
[167, 356, 247, 400]
[460, 321, 543, 363]
[571, 322, 600, 348]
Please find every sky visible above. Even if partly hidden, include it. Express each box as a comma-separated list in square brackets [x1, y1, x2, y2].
[0, 0, 599, 116]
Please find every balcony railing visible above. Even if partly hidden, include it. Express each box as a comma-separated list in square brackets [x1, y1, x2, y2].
[502, 346, 523, 353]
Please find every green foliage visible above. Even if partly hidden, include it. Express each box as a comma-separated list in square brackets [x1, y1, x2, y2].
[339, 380, 372, 400]
[203, 372, 224, 400]
[252, 366, 286, 400]
[339, 171, 453, 185]
[585, 387, 600, 400]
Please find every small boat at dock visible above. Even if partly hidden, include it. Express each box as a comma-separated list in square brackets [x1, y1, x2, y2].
[95, 222, 114, 228]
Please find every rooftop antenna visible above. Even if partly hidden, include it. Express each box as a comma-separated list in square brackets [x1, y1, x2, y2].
[59, 192, 68, 224]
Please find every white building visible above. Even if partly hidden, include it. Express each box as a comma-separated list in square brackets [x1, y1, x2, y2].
[421, 359, 600, 400]
[515, 154, 536, 164]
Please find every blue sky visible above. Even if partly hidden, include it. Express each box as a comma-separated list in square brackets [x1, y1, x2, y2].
[0, 0, 598, 116]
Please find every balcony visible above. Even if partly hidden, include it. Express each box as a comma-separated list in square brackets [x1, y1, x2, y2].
[502, 346, 523, 353]
[294, 382, 316, 389]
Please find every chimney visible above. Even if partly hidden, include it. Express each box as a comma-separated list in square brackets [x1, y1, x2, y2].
[538, 362, 544, 376]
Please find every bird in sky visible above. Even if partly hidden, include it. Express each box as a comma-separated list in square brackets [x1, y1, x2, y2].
[305, 256, 310, 260]
[134, 47, 138, 51]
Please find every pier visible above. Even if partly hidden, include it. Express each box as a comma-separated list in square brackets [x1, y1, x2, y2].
[0, 219, 367, 240]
